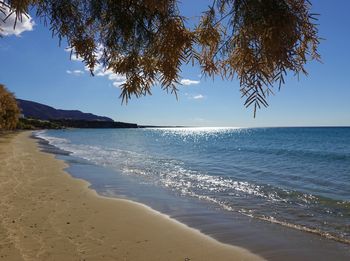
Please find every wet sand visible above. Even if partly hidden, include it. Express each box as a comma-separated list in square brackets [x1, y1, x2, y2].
[0, 131, 263, 261]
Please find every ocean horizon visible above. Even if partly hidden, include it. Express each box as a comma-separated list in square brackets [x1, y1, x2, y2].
[35, 127, 350, 260]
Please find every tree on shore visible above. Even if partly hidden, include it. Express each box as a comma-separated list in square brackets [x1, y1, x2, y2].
[0, 0, 320, 116]
[0, 84, 20, 130]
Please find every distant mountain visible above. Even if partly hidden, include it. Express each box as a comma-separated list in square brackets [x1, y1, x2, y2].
[17, 99, 113, 122]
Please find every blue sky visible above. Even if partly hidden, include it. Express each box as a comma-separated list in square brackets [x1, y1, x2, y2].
[0, 1, 349, 127]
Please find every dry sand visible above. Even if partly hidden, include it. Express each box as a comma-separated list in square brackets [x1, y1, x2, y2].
[0, 131, 264, 261]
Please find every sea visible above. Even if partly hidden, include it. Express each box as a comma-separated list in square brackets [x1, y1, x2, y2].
[34, 127, 350, 260]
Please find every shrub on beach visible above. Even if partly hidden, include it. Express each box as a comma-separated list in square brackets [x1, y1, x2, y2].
[0, 84, 20, 130]
[17, 118, 63, 130]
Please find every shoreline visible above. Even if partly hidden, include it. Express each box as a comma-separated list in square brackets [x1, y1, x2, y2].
[0, 131, 263, 260]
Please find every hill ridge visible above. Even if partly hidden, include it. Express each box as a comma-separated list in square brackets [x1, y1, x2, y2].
[17, 99, 113, 122]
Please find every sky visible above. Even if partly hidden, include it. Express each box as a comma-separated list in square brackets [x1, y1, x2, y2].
[0, 1, 349, 127]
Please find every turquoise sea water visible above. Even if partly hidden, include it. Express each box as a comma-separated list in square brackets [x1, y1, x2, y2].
[36, 127, 350, 257]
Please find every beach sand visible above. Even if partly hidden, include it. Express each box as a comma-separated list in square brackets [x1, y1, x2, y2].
[0, 131, 263, 261]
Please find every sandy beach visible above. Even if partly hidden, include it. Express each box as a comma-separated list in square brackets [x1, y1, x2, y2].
[0, 131, 263, 261]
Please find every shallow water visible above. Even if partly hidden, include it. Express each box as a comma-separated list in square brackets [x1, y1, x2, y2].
[35, 127, 350, 260]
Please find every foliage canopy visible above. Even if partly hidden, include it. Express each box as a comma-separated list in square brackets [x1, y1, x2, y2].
[0, 0, 320, 116]
[0, 84, 20, 130]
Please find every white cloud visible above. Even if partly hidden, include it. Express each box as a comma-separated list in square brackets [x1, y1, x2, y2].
[112, 79, 126, 87]
[95, 67, 126, 87]
[193, 94, 205, 100]
[71, 55, 83, 62]
[180, 79, 200, 86]
[67, 45, 126, 88]
[185, 93, 206, 100]
[65, 47, 84, 61]
[0, 6, 34, 36]
[66, 70, 84, 76]
[110, 73, 126, 87]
